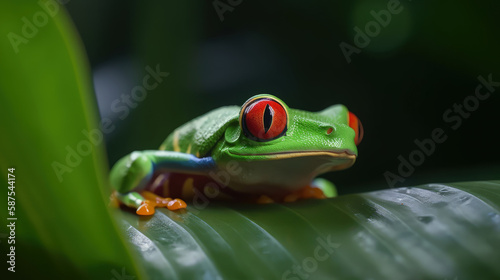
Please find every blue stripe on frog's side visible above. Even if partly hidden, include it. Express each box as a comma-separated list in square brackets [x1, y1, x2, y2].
[149, 151, 217, 174]
[111, 150, 217, 194]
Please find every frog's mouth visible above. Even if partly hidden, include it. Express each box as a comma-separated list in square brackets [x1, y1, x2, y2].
[230, 150, 355, 159]
[228, 150, 356, 170]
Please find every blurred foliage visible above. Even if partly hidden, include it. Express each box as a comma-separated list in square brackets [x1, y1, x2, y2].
[0, 2, 139, 279]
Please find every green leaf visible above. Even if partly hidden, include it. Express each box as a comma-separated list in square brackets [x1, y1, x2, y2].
[120, 181, 500, 279]
[0, 2, 139, 279]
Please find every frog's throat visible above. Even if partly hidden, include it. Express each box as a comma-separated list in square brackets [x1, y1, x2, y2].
[228, 150, 356, 160]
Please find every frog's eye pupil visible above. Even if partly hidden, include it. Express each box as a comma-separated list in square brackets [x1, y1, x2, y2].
[240, 97, 287, 142]
[263, 104, 274, 134]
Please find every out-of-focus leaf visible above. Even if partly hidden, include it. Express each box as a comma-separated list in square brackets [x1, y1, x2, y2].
[120, 181, 500, 280]
[0, 2, 139, 279]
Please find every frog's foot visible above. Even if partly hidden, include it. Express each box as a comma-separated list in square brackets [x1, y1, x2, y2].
[283, 185, 326, 203]
[139, 191, 187, 212]
[114, 191, 186, 216]
[283, 192, 301, 203]
[256, 195, 275, 204]
[300, 185, 327, 199]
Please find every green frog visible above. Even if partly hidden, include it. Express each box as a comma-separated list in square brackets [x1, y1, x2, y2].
[110, 94, 363, 215]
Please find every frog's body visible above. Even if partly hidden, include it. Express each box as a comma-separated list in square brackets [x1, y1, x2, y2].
[110, 94, 363, 215]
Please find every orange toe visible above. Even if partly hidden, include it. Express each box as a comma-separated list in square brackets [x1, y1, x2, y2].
[301, 186, 326, 199]
[136, 201, 155, 215]
[167, 198, 187, 210]
[284, 193, 300, 203]
[257, 195, 274, 204]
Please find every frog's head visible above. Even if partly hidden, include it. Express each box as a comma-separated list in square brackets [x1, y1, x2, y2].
[214, 94, 363, 193]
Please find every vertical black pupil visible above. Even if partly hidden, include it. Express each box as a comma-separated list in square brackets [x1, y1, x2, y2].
[263, 104, 274, 133]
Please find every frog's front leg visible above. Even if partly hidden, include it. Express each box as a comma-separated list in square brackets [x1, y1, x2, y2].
[110, 150, 216, 215]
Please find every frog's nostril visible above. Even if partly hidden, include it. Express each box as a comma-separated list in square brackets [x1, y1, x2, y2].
[326, 127, 334, 135]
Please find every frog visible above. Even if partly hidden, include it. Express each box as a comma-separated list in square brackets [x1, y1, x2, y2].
[109, 94, 363, 215]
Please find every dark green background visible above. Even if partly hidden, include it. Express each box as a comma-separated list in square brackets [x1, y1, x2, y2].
[67, 0, 499, 193]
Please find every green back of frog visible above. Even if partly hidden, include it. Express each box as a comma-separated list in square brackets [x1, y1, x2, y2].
[160, 106, 240, 157]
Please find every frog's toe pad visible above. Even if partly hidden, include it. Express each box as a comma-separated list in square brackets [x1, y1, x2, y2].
[301, 186, 327, 199]
[284, 193, 300, 203]
[136, 200, 155, 216]
[167, 199, 187, 210]
[257, 195, 274, 204]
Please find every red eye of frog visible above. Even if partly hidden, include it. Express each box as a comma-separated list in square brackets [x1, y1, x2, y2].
[348, 111, 363, 146]
[240, 97, 288, 142]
